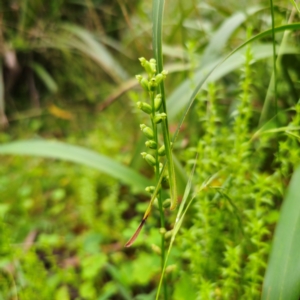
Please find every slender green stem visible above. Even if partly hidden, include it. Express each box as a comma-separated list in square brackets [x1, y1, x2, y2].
[150, 91, 168, 300]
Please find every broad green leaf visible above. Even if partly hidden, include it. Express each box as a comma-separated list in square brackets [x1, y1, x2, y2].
[0, 140, 151, 193]
[262, 166, 300, 300]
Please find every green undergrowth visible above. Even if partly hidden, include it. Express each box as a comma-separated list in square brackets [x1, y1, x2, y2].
[1, 0, 300, 299]
[174, 48, 300, 299]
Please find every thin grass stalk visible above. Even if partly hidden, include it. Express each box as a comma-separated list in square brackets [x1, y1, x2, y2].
[150, 91, 168, 300]
[152, 1, 172, 298]
[153, 0, 178, 211]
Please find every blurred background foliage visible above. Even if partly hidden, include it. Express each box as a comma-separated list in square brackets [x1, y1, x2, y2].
[0, 0, 300, 299]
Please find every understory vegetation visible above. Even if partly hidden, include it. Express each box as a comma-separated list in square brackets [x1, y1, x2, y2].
[0, 0, 300, 299]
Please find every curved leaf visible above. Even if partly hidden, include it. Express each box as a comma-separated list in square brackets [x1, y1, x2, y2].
[262, 166, 300, 300]
[60, 24, 129, 83]
[202, 6, 263, 65]
[167, 43, 299, 120]
[0, 140, 151, 193]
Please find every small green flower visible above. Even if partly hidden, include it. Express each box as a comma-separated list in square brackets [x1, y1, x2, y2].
[163, 198, 171, 208]
[139, 57, 155, 76]
[140, 124, 154, 139]
[155, 70, 168, 85]
[141, 152, 156, 167]
[153, 113, 167, 124]
[136, 75, 149, 91]
[137, 102, 152, 114]
[145, 186, 155, 193]
[149, 58, 157, 74]
[149, 78, 158, 92]
[158, 145, 166, 156]
[145, 140, 157, 149]
[154, 94, 162, 111]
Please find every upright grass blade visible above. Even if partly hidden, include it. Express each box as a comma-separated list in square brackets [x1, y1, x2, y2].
[262, 166, 300, 300]
[153, 0, 178, 210]
[0, 140, 151, 193]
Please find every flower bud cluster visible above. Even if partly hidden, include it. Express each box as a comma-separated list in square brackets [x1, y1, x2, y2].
[135, 58, 171, 203]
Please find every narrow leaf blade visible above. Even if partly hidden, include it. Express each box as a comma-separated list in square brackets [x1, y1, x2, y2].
[262, 166, 300, 300]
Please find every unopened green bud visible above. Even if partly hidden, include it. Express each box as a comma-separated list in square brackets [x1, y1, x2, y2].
[164, 230, 173, 239]
[151, 243, 161, 255]
[166, 264, 177, 273]
[163, 175, 169, 183]
[145, 140, 157, 149]
[163, 198, 171, 208]
[137, 102, 152, 114]
[148, 78, 157, 91]
[139, 57, 153, 76]
[141, 152, 156, 167]
[145, 186, 155, 193]
[140, 124, 154, 139]
[155, 162, 163, 174]
[155, 70, 168, 85]
[149, 58, 157, 74]
[158, 145, 165, 156]
[153, 113, 167, 124]
[136, 75, 149, 91]
[155, 74, 163, 85]
[154, 94, 162, 111]
[159, 228, 167, 235]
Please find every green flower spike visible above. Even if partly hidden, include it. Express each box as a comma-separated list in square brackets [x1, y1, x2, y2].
[140, 124, 154, 139]
[153, 113, 167, 124]
[137, 102, 152, 114]
[154, 94, 162, 111]
[141, 152, 156, 167]
[145, 140, 157, 149]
